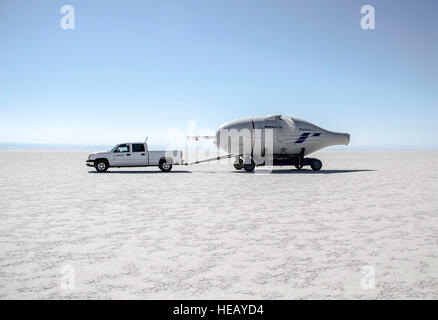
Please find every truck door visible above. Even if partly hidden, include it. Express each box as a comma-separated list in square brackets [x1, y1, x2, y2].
[131, 143, 148, 166]
[111, 144, 132, 166]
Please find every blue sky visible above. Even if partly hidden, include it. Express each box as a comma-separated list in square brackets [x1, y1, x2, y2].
[0, 0, 437, 147]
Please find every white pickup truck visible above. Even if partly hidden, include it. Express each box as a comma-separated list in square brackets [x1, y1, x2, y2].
[86, 142, 184, 172]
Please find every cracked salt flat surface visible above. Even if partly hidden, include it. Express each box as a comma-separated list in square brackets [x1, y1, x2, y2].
[0, 150, 437, 299]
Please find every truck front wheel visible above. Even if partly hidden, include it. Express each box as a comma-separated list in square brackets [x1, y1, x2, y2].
[95, 160, 109, 172]
[159, 160, 172, 172]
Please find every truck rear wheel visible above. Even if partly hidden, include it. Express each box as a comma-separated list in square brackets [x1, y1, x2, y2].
[95, 160, 108, 172]
[159, 160, 172, 172]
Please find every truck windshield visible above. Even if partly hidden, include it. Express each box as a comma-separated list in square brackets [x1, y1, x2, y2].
[112, 144, 130, 153]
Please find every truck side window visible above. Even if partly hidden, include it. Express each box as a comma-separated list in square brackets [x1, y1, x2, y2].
[114, 144, 130, 153]
[132, 144, 145, 152]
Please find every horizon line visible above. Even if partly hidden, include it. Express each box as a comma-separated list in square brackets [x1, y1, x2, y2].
[1, 142, 437, 151]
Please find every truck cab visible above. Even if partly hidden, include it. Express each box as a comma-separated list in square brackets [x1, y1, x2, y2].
[86, 142, 183, 172]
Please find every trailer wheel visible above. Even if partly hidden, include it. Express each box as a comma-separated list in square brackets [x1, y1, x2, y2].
[159, 160, 172, 172]
[234, 157, 244, 170]
[243, 160, 256, 172]
[310, 159, 322, 171]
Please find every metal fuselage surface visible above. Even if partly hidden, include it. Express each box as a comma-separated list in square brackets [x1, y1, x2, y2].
[215, 115, 350, 164]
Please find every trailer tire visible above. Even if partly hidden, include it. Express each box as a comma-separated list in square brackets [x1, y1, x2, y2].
[310, 159, 322, 171]
[243, 160, 256, 172]
[234, 157, 244, 170]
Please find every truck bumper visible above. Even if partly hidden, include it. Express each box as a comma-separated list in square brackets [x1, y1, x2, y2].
[86, 160, 95, 167]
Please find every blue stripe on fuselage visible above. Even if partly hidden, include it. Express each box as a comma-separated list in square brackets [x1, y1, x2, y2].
[294, 132, 320, 143]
